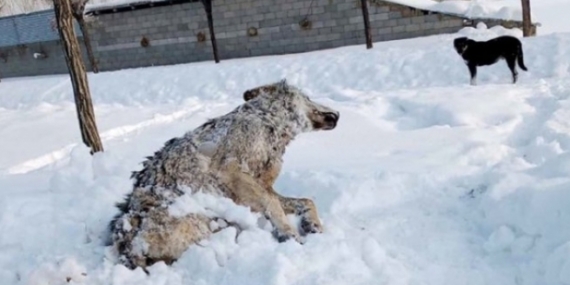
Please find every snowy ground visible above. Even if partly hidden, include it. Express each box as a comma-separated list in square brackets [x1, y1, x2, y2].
[414, 0, 570, 35]
[2, 23, 570, 285]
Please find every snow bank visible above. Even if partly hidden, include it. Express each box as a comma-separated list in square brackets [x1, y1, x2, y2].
[2, 24, 570, 285]
[383, 0, 535, 22]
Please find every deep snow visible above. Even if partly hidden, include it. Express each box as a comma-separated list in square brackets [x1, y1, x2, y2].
[2, 23, 570, 285]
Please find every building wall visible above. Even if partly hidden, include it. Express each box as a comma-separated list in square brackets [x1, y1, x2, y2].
[0, 39, 92, 78]
[0, 0, 531, 78]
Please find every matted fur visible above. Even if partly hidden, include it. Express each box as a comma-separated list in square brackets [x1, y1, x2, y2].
[108, 79, 340, 270]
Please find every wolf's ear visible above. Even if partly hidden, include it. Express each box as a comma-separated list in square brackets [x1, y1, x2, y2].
[278, 79, 289, 92]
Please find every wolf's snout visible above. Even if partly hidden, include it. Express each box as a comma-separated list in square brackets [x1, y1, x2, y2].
[324, 112, 339, 123]
[323, 112, 339, 130]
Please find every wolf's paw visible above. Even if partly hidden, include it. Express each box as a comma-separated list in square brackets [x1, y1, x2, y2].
[272, 227, 302, 244]
[300, 217, 323, 236]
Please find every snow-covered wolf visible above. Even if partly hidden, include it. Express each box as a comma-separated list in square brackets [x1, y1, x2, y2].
[108, 79, 340, 270]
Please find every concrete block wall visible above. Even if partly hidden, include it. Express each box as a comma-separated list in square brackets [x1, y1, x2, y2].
[0, 39, 92, 78]
[87, 0, 526, 72]
[0, 0, 532, 78]
[87, 1, 214, 71]
[87, 0, 369, 71]
[367, 1, 465, 41]
[210, 0, 367, 59]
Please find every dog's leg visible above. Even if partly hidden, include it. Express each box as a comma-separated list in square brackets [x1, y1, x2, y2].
[277, 194, 323, 236]
[468, 63, 477, 86]
[219, 161, 301, 243]
[506, 56, 518, 84]
[517, 43, 528, 71]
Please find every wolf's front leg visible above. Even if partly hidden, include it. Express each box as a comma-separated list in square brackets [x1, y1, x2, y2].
[219, 162, 301, 243]
[278, 195, 323, 236]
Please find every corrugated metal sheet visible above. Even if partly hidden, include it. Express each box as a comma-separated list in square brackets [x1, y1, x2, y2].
[0, 10, 83, 48]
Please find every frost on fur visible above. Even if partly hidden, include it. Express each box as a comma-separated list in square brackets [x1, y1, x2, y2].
[108, 79, 340, 270]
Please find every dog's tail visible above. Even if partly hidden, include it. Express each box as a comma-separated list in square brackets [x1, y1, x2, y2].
[517, 43, 528, 71]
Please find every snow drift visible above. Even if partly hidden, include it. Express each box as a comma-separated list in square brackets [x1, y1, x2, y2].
[1, 23, 570, 285]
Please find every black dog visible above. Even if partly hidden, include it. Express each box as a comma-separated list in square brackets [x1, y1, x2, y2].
[453, 35, 528, 85]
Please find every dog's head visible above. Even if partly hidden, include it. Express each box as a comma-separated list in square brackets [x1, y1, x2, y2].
[453, 37, 470, 54]
[243, 79, 340, 133]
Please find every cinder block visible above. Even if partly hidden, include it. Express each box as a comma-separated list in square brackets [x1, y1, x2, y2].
[317, 40, 334, 49]
[424, 14, 439, 22]
[269, 4, 281, 13]
[252, 14, 265, 21]
[313, 6, 325, 14]
[293, 2, 304, 9]
[326, 33, 341, 41]
[378, 27, 392, 34]
[258, 6, 271, 13]
[287, 9, 301, 17]
[324, 19, 337, 27]
[336, 17, 349, 26]
[421, 22, 435, 30]
[331, 26, 344, 34]
[375, 5, 390, 13]
[385, 19, 398, 27]
[392, 25, 405, 33]
[348, 16, 362, 24]
[389, 11, 401, 19]
[405, 24, 420, 32]
[371, 13, 389, 21]
[318, 27, 333, 35]
[281, 3, 293, 10]
[433, 21, 448, 29]
[411, 16, 425, 24]
[397, 18, 410, 25]
[337, 2, 353, 11]
[330, 39, 345, 47]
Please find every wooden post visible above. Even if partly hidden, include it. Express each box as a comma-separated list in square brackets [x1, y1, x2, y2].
[72, 0, 99, 73]
[360, 0, 373, 49]
[521, 0, 532, 37]
[201, 0, 220, 63]
[53, 0, 104, 154]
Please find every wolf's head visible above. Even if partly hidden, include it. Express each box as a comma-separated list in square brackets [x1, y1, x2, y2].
[243, 79, 340, 133]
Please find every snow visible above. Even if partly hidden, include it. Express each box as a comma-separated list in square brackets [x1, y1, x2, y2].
[383, 0, 570, 31]
[84, 0, 172, 12]
[2, 22, 570, 285]
[382, 0, 530, 21]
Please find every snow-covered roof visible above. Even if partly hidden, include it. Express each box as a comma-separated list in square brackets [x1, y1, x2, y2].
[84, 0, 537, 24]
[381, 0, 538, 23]
[0, 0, 538, 25]
[84, 0, 189, 14]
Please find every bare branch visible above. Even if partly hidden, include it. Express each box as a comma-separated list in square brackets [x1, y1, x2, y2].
[53, 0, 103, 154]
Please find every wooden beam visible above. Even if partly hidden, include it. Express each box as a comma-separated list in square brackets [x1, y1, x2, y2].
[360, 0, 373, 49]
[201, 0, 220, 63]
[71, 0, 99, 73]
[521, 0, 532, 37]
